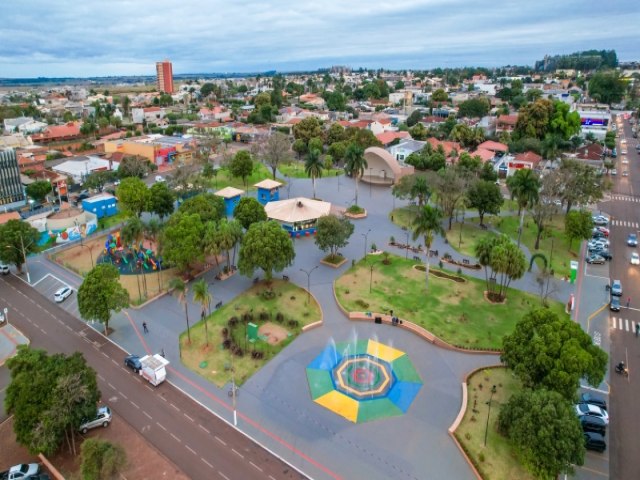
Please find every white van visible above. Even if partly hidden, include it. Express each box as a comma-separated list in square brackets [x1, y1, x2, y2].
[0, 264, 10, 275]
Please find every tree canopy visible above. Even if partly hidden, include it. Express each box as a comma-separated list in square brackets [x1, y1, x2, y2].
[501, 308, 608, 400]
[233, 197, 267, 230]
[80, 438, 127, 480]
[177, 192, 225, 223]
[238, 220, 295, 281]
[6, 347, 101, 456]
[228, 150, 254, 189]
[466, 180, 503, 225]
[116, 177, 150, 217]
[474, 234, 526, 300]
[161, 212, 206, 273]
[588, 71, 626, 104]
[78, 264, 130, 334]
[565, 209, 594, 251]
[315, 214, 354, 259]
[292, 117, 323, 146]
[118, 156, 152, 179]
[0, 220, 40, 272]
[261, 132, 292, 179]
[148, 181, 175, 220]
[26, 181, 51, 203]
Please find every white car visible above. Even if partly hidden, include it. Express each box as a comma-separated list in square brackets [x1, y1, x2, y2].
[155, 175, 166, 183]
[611, 169, 617, 176]
[54, 286, 72, 303]
[621, 149, 627, 155]
[632, 253, 640, 265]
[576, 403, 609, 424]
[622, 157, 628, 164]
[621, 139, 627, 144]
[588, 239, 610, 249]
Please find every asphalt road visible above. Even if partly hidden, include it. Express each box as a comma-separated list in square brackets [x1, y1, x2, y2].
[601, 115, 640, 480]
[0, 274, 304, 480]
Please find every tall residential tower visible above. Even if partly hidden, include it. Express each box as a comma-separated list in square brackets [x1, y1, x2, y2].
[155, 60, 174, 93]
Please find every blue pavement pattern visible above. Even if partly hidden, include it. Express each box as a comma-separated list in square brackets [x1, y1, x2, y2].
[22, 171, 577, 480]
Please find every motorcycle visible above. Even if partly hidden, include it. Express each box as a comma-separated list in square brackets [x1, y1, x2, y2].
[615, 363, 629, 377]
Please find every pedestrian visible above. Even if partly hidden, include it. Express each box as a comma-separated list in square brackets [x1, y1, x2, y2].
[142, 321, 148, 333]
[627, 296, 631, 308]
[161, 348, 165, 358]
[636, 323, 639, 338]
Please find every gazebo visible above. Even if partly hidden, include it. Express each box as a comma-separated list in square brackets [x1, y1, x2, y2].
[265, 197, 331, 238]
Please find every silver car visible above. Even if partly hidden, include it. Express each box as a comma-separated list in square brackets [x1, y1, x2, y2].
[79, 406, 112, 433]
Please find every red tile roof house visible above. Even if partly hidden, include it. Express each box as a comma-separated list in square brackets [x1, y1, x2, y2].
[470, 148, 496, 163]
[419, 116, 447, 128]
[31, 122, 82, 143]
[375, 131, 411, 147]
[508, 151, 543, 175]
[426, 138, 462, 160]
[477, 140, 508, 154]
[565, 143, 606, 168]
[496, 114, 518, 133]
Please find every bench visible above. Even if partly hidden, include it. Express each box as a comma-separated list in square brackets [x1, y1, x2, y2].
[462, 259, 470, 265]
[429, 249, 439, 257]
[282, 275, 289, 281]
[215, 301, 223, 309]
[413, 255, 421, 261]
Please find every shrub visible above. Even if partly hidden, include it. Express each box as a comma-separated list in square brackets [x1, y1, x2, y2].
[259, 311, 270, 321]
[242, 313, 253, 323]
[275, 312, 284, 323]
[228, 317, 239, 327]
[221, 327, 229, 338]
[288, 319, 300, 328]
[355, 299, 370, 309]
[222, 339, 232, 349]
[262, 289, 276, 300]
[370, 243, 377, 252]
[80, 438, 127, 480]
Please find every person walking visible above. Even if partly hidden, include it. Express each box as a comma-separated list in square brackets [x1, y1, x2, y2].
[142, 321, 148, 333]
[636, 323, 639, 338]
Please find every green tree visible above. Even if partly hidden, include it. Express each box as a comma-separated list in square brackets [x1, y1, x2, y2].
[565, 209, 594, 251]
[6, 348, 100, 456]
[116, 177, 150, 217]
[314, 214, 354, 260]
[457, 98, 490, 118]
[498, 388, 585, 479]
[233, 197, 267, 230]
[456, 152, 482, 175]
[506, 169, 540, 246]
[177, 193, 225, 223]
[78, 264, 130, 334]
[466, 180, 503, 225]
[292, 117, 323, 146]
[161, 212, 205, 273]
[0, 220, 40, 273]
[344, 143, 367, 206]
[406, 110, 422, 127]
[431, 88, 448, 103]
[118, 156, 151, 179]
[479, 161, 498, 182]
[305, 148, 323, 199]
[262, 132, 292, 179]
[412, 205, 444, 289]
[474, 234, 495, 292]
[558, 160, 604, 214]
[490, 235, 526, 299]
[169, 278, 191, 343]
[212, 218, 243, 268]
[200, 82, 215, 97]
[434, 167, 468, 230]
[192, 278, 212, 346]
[228, 150, 254, 190]
[149, 182, 175, 221]
[588, 71, 626, 104]
[83, 171, 118, 192]
[238, 220, 295, 281]
[326, 123, 347, 145]
[292, 138, 307, 159]
[549, 101, 581, 140]
[502, 308, 607, 399]
[410, 176, 430, 207]
[25, 180, 51, 203]
[513, 98, 555, 140]
[80, 438, 127, 480]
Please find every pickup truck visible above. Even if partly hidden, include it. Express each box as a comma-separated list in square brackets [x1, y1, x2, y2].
[0, 463, 40, 480]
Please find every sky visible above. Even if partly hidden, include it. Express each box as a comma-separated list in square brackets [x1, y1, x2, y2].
[1, 0, 639, 78]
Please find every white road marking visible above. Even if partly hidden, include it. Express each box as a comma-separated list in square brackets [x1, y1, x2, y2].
[185, 444, 196, 455]
[156, 422, 167, 431]
[143, 411, 152, 419]
[625, 319, 630, 331]
[231, 448, 244, 458]
[170, 402, 180, 411]
[218, 471, 231, 480]
[170, 433, 181, 442]
[249, 461, 263, 472]
[215, 435, 226, 446]
[201, 458, 214, 469]
[198, 424, 210, 434]
[108, 383, 116, 390]
[130, 401, 139, 409]
[183, 413, 194, 422]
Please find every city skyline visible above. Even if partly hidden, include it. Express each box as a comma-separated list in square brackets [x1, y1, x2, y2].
[1, 0, 638, 78]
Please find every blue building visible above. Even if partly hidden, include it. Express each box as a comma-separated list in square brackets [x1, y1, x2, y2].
[254, 179, 282, 205]
[215, 186, 244, 216]
[82, 193, 118, 219]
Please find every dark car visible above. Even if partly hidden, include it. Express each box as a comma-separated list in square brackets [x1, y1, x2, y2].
[610, 295, 621, 312]
[580, 392, 607, 411]
[580, 414, 607, 436]
[584, 432, 606, 452]
[598, 250, 613, 260]
[586, 254, 606, 265]
[592, 230, 606, 239]
[627, 233, 638, 247]
[124, 354, 142, 373]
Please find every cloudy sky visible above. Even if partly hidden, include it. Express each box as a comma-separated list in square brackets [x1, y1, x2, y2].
[1, 0, 638, 78]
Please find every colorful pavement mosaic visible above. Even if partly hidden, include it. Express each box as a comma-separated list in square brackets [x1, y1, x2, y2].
[306, 339, 423, 423]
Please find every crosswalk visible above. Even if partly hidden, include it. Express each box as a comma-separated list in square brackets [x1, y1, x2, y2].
[610, 316, 640, 335]
[609, 220, 640, 228]
[610, 195, 640, 202]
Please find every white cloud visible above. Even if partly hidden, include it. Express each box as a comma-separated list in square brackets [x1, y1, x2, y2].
[0, 0, 637, 76]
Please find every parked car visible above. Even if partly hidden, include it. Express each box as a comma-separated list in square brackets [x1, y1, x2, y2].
[155, 175, 166, 183]
[124, 354, 142, 373]
[0, 463, 40, 480]
[0, 264, 9, 275]
[610, 295, 621, 312]
[588, 239, 610, 249]
[592, 215, 609, 226]
[586, 254, 606, 265]
[627, 233, 638, 246]
[580, 392, 607, 411]
[592, 230, 606, 239]
[584, 432, 607, 452]
[598, 250, 613, 260]
[54, 286, 72, 303]
[611, 169, 617, 175]
[580, 414, 607, 436]
[632, 253, 640, 265]
[576, 403, 609, 424]
[79, 406, 112, 434]
[596, 226, 610, 236]
[611, 279, 623, 297]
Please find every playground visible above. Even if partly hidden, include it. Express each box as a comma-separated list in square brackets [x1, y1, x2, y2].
[98, 231, 162, 275]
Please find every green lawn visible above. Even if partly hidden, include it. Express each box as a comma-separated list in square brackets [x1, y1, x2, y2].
[444, 221, 499, 259]
[467, 213, 577, 278]
[179, 280, 321, 387]
[334, 254, 567, 350]
[390, 205, 420, 229]
[278, 161, 344, 179]
[207, 163, 275, 193]
[100, 211, 129, 230]
[455, 367, 536, 480]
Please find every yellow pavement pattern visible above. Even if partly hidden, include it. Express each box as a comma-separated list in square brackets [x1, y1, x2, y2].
[315, 390, 359, 423]
[366, 340, 405, 363]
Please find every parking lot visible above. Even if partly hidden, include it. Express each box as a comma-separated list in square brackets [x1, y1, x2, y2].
[32, 274, 79, 318]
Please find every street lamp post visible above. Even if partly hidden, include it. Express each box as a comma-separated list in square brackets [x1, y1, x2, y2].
[361, 229, 371, 260]
[484, 385, 497, 446]
[369, 262, 375, 293]
[300, 266, 319, 304]
[405, 231, 410, 259]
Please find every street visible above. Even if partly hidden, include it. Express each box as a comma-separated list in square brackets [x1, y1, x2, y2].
[0, 274, 304, 480]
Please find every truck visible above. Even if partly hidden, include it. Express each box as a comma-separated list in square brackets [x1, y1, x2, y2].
[139, 354, 169, 386]
[0, 463, 40, 480]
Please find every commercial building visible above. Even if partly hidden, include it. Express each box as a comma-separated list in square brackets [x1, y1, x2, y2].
[156, 60, 174, 94]
[0, 149, 27, 208]
[104, 136, 195, 167]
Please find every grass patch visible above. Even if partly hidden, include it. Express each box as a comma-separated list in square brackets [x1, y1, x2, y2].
[179, 280, 321, 387]
[346, 205, 365, 214]
[334, 253, 566, 350]
[445, 222, 499, 259]
[390, 205, 420, 230]
[207, 162, 274, 193]
[455, 367, 535, 480]
[468, 213, 576, 278]
[323, 253, 345, 264]
[278, 161, 344, 179]
[99, 211, 129, 230]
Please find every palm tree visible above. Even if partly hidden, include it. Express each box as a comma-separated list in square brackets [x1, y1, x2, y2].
[412, 205, 444, 289]
[305, 148, 323, 199]
[214, 218, 243, 270]
[410, 176, 430, 207]
[344, 143, 367, 206]
[506, 169, 540, 247]
[192, 278, 212, 346]
[169, 278, 190, 344]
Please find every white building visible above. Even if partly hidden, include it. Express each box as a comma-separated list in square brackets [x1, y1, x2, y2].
[131, 107, 166, 124]
[575, 107, 612, 140]
[3, 117, 48, 134]
[52, 156, 119, 184]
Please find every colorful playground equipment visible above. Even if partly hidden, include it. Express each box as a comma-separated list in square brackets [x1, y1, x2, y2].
[100, 232, 162, 274]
